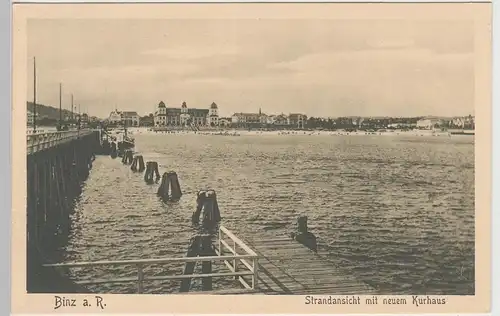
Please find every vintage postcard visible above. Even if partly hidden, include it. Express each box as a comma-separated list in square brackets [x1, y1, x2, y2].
[11, 2, 492, 314]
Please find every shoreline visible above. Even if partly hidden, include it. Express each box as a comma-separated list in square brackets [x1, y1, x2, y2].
[124, 127, 475, 138]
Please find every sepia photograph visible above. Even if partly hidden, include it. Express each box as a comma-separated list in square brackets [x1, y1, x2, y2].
[12, 2, 492, 314]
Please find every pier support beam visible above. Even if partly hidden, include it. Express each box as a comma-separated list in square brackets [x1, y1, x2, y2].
[179, 236, 201, 292]
[26, 131, 99, 293]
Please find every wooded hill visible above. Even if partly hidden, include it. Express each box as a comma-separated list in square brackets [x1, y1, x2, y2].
[27, 102, 74, 120]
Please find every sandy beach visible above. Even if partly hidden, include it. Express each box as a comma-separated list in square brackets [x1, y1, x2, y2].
[126, 127, 472, 138]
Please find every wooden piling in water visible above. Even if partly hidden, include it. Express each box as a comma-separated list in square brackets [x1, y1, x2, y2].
[157, 171, 183, 202]
[192, 190, 221, 229]
[131, 155, 145, 172]
[110, 142, 117, 159]
[143, 161, 160, 184]
[122, 150, 134, 165]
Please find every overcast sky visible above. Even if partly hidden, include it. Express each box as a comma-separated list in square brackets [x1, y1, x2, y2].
[27, 19, 475, 118]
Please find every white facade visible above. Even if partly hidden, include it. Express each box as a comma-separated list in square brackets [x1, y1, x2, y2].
[180, 102, 190, 126]
[416, 118, 441, 130]
[208, 102, 219, 126]
[266, 115, 276, 125]
[153, 101, 219, 127]
[109, 110, 122, 124]
[122, 111, 140, 126]
[154, 101, 167, 127]
[219, 118, 231, 127]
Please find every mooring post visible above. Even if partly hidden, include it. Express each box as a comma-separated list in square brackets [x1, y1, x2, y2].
[144, 161, 160, 184]
[144, 162, 152, 183]
[122, 150, 134, 165]
[157, 172, 170, 201]
[137, 156, 145, 172]
[168, 172, 182, 200]
[131, 156, 138, 171]
[192, 191, 205, 225]
[192, 190, 221, 229]
[292, 216, 318, 252]
[157, 171, 183, 202]
[202, 190, 221, 228]
[117, 142, 124, 158]
[110, 142, 117, 159]
[152, 162, 160, 182]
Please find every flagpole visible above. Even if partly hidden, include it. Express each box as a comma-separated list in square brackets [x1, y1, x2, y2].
[33, 57, 37, 134]
[59, 83, 62, 128]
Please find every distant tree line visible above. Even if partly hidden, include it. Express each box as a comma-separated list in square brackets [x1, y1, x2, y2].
[305, 117, 423, 130]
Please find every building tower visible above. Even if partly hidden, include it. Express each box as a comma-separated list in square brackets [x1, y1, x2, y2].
[154, 101, 167, 127]
[180, 101, 190, 127]
[209, 102, 219, 127]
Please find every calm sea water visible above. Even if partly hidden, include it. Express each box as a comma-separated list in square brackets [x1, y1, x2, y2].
[63, 134, 475, 295]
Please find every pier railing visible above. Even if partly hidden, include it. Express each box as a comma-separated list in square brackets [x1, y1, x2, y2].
[42, 225, 260, 293]
[26, 130, 94, 154]
[216, 225, 259, 290]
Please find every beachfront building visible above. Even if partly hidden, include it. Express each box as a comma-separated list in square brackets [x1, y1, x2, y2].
[154, 101, 215, 127]
[289, 113, 307, 129]
[208, 102, 219, 126]
[274, 114, 289, 126]
[27, 110, 34, 126]
[266, 115, 276, 125]
[107, 110, 140, 126]
[416, 117, 442, 130]
[154, 101, 167, 126]
[81, 113, 89, 123]
[122, 111, 140, 126]
[108, 110, 122, 124]
[219, 117, 232, 127]
[231, 113, 258, 126]
[180, 102, 190, 126]
[231, 109, 273, 128]
[451, 115, 475, 129]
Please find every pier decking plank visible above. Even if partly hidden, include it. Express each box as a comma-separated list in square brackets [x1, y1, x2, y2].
[238, 236, 377, 295]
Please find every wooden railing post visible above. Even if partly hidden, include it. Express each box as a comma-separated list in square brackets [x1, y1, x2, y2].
[233, 240, 238, 280]
[252, 258, 259, 290]
[137, 264, 144, 294]
[218, 227, 222, 256]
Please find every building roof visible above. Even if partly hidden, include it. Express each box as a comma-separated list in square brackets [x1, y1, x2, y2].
[122, 111, 139, 116]
[232, 112, 260, 117]
[158, 101, 166, 108]
[182, 101, 187, 108]
[210, 102, 218, 109]
[289, 113, 306, 117]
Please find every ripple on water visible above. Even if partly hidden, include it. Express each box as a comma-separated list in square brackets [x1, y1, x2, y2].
[64, 134, 474, 294]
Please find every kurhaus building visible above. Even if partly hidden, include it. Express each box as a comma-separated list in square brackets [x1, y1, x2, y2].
[154, 101, 219, 127]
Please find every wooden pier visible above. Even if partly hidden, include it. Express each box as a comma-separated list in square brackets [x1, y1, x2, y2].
[233, 236, 376, 295]
[26, 129, 101, 293]
[43, 226, 376, 295]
